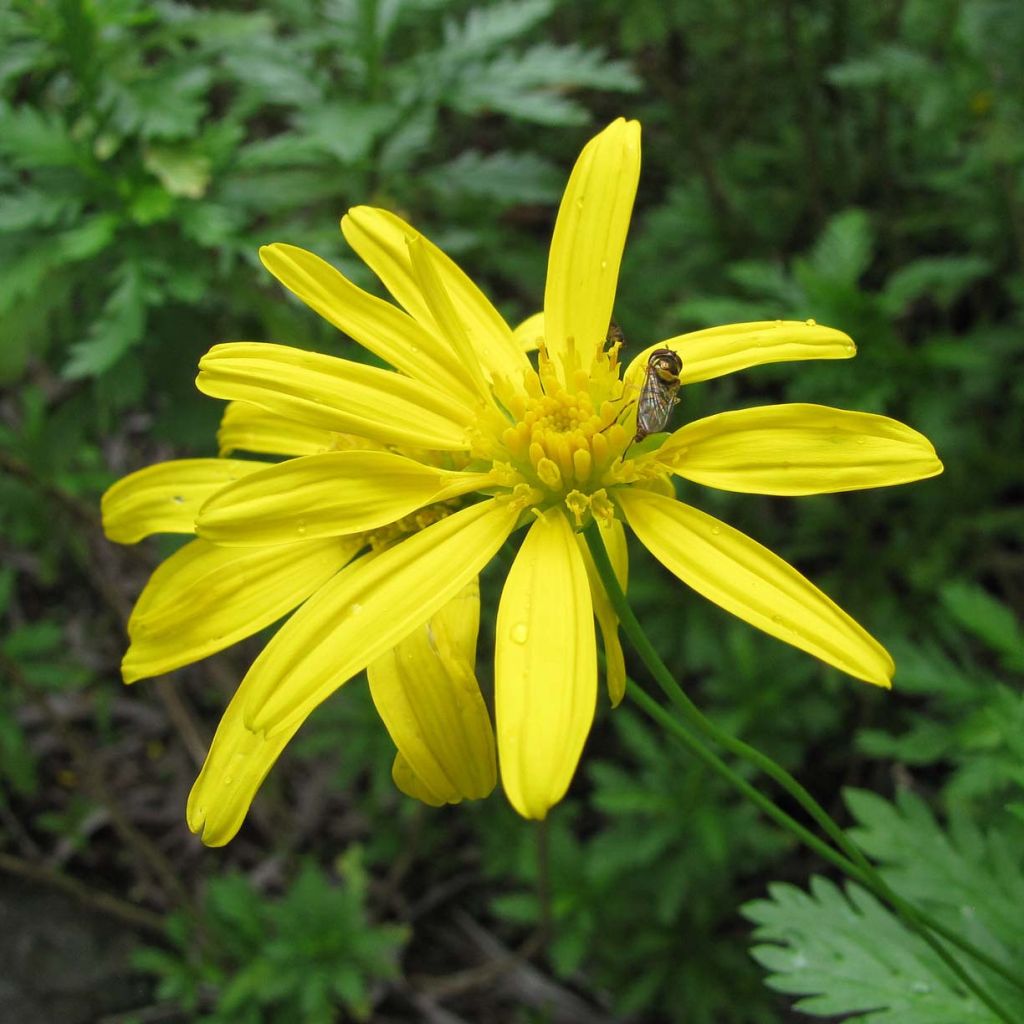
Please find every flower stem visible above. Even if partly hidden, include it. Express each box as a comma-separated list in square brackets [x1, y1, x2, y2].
[583, 523, 1024, 1019]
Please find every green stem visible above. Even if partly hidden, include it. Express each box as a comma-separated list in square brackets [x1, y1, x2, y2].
[583, 523, 1023, 1018]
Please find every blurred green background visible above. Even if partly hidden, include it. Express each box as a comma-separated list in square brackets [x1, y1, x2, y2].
[2, 1, 1023, 1021]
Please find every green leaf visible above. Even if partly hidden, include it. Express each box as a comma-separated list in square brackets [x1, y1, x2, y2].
[0, 189, 81, 232]
[105, 65, 212, 140]
[442, 0, 556, 58]
[747, 791, 1024, 1020]
[825, 45, 931, 88]
[883, 257, 992, 313]
[0, 102, 79, 168]
[844, 788, 1024, 950]
[57, 213, 120, 261]
[804, 209, 874, 287]
[297, 102, 396, 164]
[451, 43, 640, 125]
[63, 262, 148, 379]
[745, 876, 1005, 1022]
[424, 149, 562, 204]
[940, 581, 1024, 671]
[143, 144, 212, 199]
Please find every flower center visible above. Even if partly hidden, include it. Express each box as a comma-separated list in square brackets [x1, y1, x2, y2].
[480, 339, 646, 523]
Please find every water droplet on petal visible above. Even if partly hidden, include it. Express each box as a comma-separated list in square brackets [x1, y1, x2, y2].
[711, 525, 722, 536]
[844, 342, 856, 355]
[771, 614, 783, 625]
[172, 495, 185, 504]
[511, 622, 529, 644]
[297, 518, 307, 536]
[350, 602, 364, 617]
[224, 775, 233, 786]
[773, 319, 782, 327]
[805, 318, 817, 326]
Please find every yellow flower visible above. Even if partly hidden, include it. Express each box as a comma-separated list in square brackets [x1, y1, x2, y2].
[102, 119, 942, 844]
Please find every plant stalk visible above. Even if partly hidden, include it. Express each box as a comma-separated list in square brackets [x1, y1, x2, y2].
[583, 522, 1024, 1019]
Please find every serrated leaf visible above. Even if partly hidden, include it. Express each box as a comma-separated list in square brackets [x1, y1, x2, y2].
[883, 257, 992, 313]
[825, 45, 931, 88]
[57, 214, 121, 261]
[844, 788, 1024, 957]
[744, 876, 1005, 1022]
[424, 149, 562, 204]
[449, 43, 640, 126]
[63, 263, 148, 379]
[940, 581, 1024, 671]
[0, 102, 79, 168]
[297, 102, 395, 164]
[104, 65, 211, 140]
[442, 0, 555, 58]
[805, 209, 874, 286]
[0, 190, 82, 232]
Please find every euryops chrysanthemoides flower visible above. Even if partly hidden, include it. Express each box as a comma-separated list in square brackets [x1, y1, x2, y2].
[102, 119, 942, 844]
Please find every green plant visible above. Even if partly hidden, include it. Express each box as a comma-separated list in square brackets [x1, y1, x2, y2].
[745, 789, 1024, 1022]
[135, 850, 408, 1023]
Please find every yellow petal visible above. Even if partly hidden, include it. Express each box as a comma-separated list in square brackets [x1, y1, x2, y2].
[545, 119, 641, 377]
[101, 459, 268, 544]
[368, 579, 496, 803]
[341, 206, 529, 381]
[123, 536, 361, 683]
[218, 402, 338, 458]
[495, 508, 597, 819]
[656, 404, 943, 494]
[618, 489, 893, 687]
[392, 753, 447, 807]
[406, 235, 490, 400]
[259, 243, 476, 406]
[578, 516, 628, 707]
[242, 497, 520, 735]
[196, 450, 492, 546]
[196, 342, 472, 451]
[187, 691, 302, 846]
[513, 311, 544, 353]
[624, 320, 857, 387]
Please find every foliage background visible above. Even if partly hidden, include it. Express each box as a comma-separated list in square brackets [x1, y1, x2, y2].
[1, 0, 1022, 1021]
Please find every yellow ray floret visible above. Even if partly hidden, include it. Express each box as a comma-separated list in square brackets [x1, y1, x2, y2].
[495, 508, 597, 819]
[617, 488, 895, 687]
[653, 403, 943, 495]
[369, 579, 496, 805]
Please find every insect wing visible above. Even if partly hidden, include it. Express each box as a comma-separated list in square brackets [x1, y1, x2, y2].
[635, 364, 679, 440]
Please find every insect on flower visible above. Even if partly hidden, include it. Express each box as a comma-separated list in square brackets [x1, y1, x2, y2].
[621, 347, 684, 460]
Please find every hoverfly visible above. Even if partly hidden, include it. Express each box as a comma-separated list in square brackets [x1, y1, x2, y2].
[621, 347, 683, 460]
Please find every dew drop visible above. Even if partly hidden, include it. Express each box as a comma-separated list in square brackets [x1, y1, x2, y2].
[805, 318, 817, 326]
[172, 495, 185, 504]
[771, 614, 783, 625]
[844, 342, 856, 355]
[855, 436, 866, 445]
[711, 525, 722, 536]
[350, 602, 364, 617]
[511, 622, 529, 644]
[600, 259, 608, 270]
[773, 319, 782, 327]
[223, 775, 233, 786]
[297, 518, 307, 536]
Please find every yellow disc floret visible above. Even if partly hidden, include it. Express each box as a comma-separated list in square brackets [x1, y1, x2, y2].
[477, 336, 667, 526]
